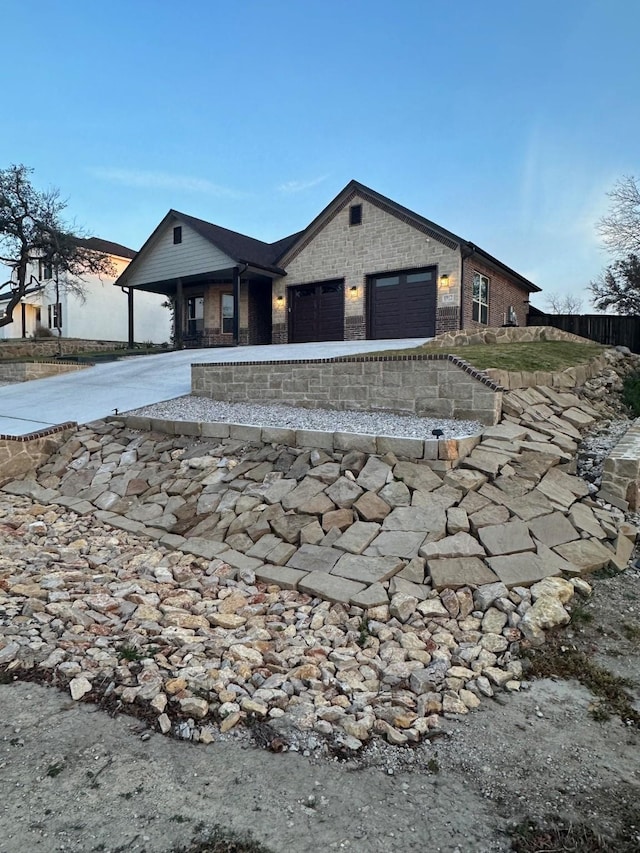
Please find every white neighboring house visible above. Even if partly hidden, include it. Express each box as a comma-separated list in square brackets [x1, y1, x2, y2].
[0, 237, 171, 344]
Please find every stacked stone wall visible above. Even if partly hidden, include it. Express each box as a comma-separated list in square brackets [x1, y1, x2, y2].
[191, 355, 502, 425]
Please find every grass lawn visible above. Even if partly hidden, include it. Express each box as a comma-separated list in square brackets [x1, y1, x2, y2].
[357, 340, 605, 372]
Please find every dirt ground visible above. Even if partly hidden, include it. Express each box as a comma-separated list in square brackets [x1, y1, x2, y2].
[1, 570, 639, 853]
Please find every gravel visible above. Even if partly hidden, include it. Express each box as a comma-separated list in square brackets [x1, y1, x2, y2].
[126, 394, 483, 439]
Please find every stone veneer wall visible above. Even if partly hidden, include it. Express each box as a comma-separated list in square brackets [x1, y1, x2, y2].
[599, 418, 640, 511]
[0, 422, 77, 485]
[0, 362, 87, 382]
[191, 355, 503, 425]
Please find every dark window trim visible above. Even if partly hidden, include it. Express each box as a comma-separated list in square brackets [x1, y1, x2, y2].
[221, 291, 234, 334]
[349, 204, 362, 226]
[472, 271, 489, 325]
[173, 226, 182, 245]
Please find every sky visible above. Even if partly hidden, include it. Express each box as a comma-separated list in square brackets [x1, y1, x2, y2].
[1, 0, 639, 308]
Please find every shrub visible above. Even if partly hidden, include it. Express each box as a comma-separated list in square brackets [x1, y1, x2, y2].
[622, 371, 640, 416]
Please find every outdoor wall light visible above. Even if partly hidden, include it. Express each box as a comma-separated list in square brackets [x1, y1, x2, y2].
[349, 285, 359, 298]
[276, 295, 284, 304]
[439, 274, 450, 288]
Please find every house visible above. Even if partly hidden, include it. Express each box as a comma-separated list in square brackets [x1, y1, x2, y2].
[0, 237, 171, 344]
[115, 180, 540, 348]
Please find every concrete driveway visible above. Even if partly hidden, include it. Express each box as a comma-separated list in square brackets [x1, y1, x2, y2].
[0, 338, 428, 436]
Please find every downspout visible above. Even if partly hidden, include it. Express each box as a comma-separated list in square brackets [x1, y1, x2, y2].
[120, 286, 134, 348]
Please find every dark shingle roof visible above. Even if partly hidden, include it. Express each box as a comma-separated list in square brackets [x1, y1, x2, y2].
[173, 211, 300, 273]
[75, 237, 136, 259]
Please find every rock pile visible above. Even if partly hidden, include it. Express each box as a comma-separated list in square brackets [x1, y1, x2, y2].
[0, 376, 637, 748]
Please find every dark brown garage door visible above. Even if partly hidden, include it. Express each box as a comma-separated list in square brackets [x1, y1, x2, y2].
[289, 280, 344, 343]
[368, 267, 437, 339]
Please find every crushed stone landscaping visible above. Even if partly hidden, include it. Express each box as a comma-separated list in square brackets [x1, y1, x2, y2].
[1, 348, 639, 753]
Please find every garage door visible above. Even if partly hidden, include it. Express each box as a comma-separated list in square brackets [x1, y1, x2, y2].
[289, 280, 344, 343]
[368, 267, 437, 339]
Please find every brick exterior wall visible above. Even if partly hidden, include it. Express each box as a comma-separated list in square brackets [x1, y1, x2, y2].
[272, 193, 462, 342]
[192, 355, 503, 425]
[461, 257, 531, 330]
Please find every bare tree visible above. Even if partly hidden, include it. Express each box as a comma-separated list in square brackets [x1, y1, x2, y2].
[0, 164, 113, 330]
[597, 175, 640, 258]
[543, 292, 583, 314]
[591, 254, 640, 315]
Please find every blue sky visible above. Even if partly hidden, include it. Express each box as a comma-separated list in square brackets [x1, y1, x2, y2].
[2, 0, 638, 307]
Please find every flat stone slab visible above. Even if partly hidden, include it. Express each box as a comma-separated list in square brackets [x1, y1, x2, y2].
[325, 477, 364, 508]
[382, 506, 446, 535]
[477, 521, 534, 556]
[504, 490, 554, 521]
[528, 511, 580, 547]
[255, 564, 308, 590]
[364, 531, 425, 559]
[469, 504, 510, 531]
[281, 478, 326, 511]
[427, 557, 499, 591]
[553, 538, 614, 573]
[270, 513, 317, 543]
[287, 544, 342, 573]
[568, 503, 608, 540]
[356, 456, 392, 492]
[298, 572, 366, 605]
[350, 582, 389, 608]
[332, 521, 381, 554]
[353, 491, 391, 522]
[393, 461, 442, 493]
[331, 553, 403, 584]
[443, 469, 488, 493]
[481, 423, 529, 441]
[486, 553, 560, 588]
[420, 532, 486, 560]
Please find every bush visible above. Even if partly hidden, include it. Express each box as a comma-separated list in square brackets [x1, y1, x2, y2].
[622, 371, 640, 416]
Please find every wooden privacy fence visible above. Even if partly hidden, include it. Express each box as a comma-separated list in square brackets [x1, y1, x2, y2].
[527, 313, 640, 353]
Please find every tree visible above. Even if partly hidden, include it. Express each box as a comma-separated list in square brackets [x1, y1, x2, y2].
[590, 254, 640, 315]
[597, 175, 640, 258]
[543, 292, 583, 314]
[0, 164, 113, 331]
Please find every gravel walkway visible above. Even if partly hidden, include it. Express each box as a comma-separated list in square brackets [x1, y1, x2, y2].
[127, 394, 483, 439]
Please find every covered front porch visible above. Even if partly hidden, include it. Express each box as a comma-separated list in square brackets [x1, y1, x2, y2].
[129, 265, 277, 349]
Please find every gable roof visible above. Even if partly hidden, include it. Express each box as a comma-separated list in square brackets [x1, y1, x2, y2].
[75, 237, 136, 260]
[174, 210, 301, 274]
[116, 180, 540, 293]
[275, 179, 540, 292]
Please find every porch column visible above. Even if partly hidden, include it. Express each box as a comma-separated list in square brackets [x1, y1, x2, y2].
[127, 288, 134, 348]
[232, 266, 240, 345]
[175, 278, 183, 348]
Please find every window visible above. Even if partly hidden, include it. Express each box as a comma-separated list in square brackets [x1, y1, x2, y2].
[221, 293, 234, 334]
[48, 303, 62, 330]
[39, 259, 53, 280]
[472, 272, 489, 324]
[349, 204, 362, 226]
[186, 296, 204, 336]
[173, 226, 182, 244]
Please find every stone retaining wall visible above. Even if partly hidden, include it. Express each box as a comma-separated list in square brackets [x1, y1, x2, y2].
[433, 325, 594, 347]
[0, 422, 77, 485]
[0, 361, 88, 382]
[116, 415, 482, 473]
[191, 355, 503, 426]
[599, 417, 640, 511]
[0, 339, 125, 360]
[483, 355, 607, 390]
